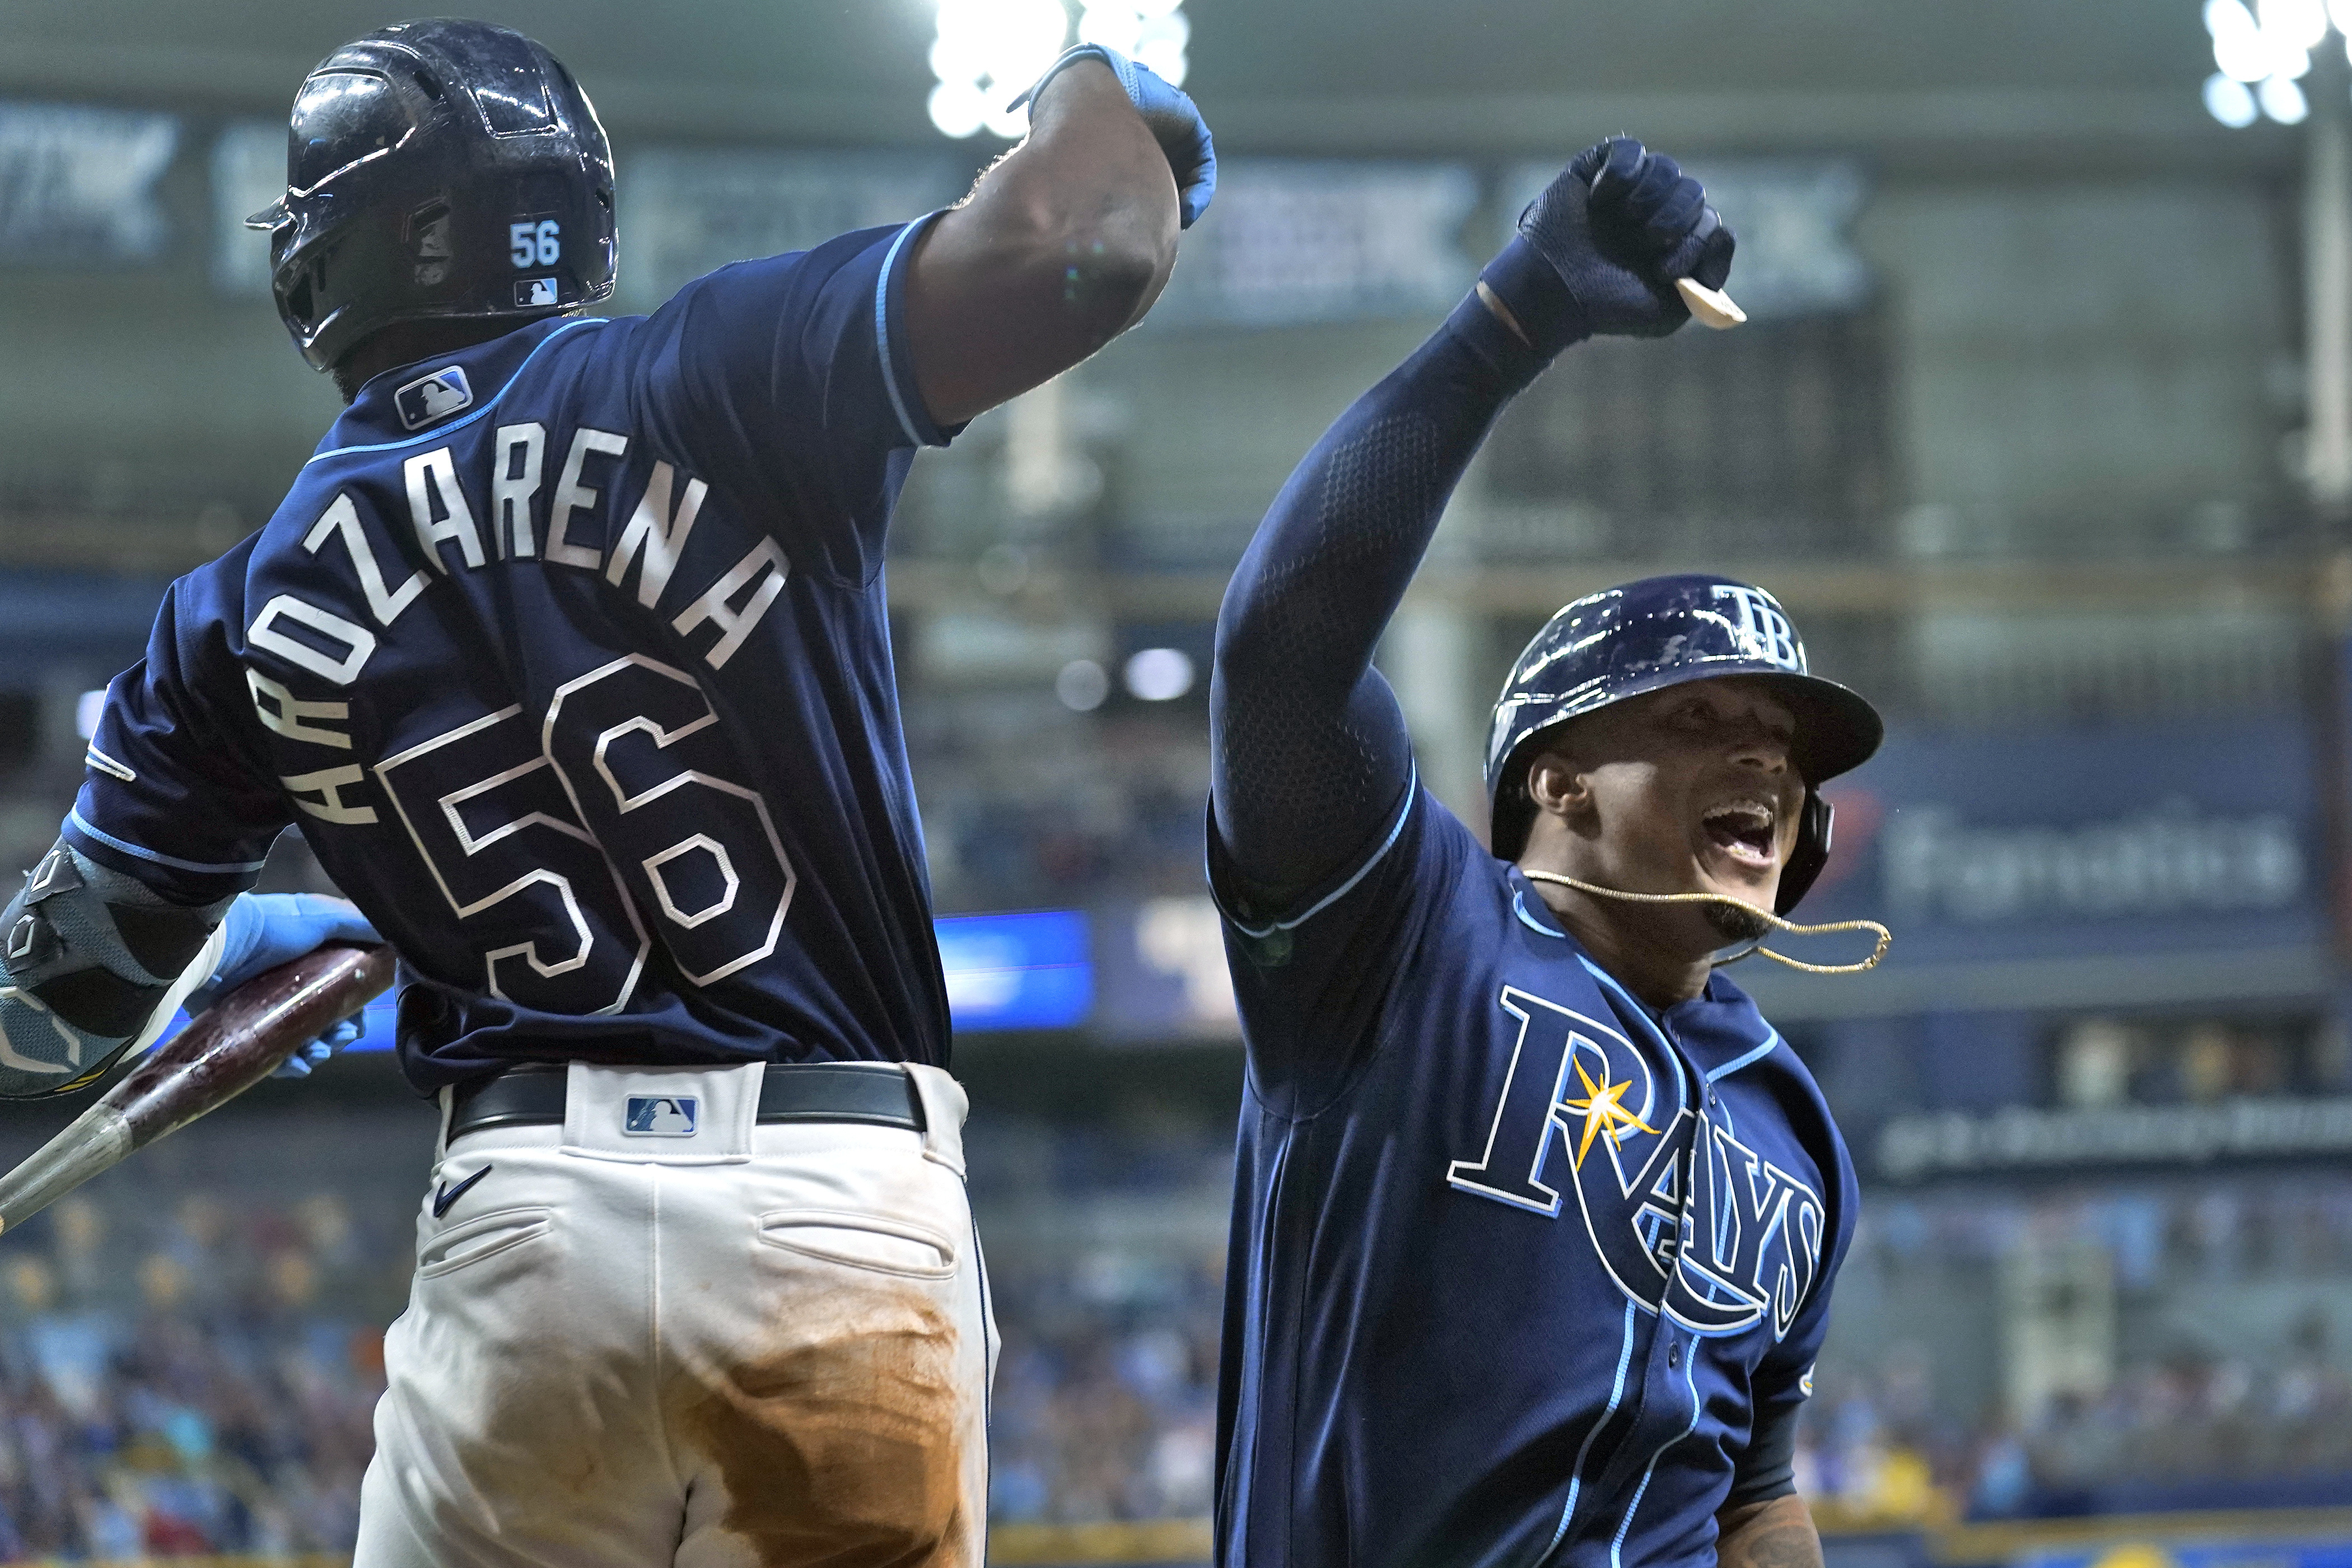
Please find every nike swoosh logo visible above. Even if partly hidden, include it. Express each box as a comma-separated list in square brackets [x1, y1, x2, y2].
[432, 1165, 492, 1219]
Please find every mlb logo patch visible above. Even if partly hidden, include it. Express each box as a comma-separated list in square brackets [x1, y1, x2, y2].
[394, 365, 473, 431]
[624, 1096, 698, 1137]
[516, 277, 558, 307]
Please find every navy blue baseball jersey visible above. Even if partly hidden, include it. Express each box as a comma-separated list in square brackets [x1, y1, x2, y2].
[1210, 782, 1859, 1568]
[67, 220, 961, 1091]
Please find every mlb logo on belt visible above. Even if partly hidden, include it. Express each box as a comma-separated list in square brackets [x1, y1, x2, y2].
[623, 1096, 698, 1137]
[394, 365, 473, 430]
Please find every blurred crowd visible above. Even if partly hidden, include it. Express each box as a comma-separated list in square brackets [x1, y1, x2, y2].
[0, 1188, 399, 1560]
[909, 698, 1210, 912]
[1802, 1174, 2352, 1527]
[984, 1256, 1223, 1524]
[0, 1124, 2337, 1558]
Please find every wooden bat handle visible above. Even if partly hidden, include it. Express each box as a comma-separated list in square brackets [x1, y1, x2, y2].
[0, 942, 395, 1234]
[1676, 277, 1746, 329]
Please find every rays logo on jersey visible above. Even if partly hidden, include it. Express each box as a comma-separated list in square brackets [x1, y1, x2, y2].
[394, 365, 473, 430]
[1444, 986, 1823, 1340]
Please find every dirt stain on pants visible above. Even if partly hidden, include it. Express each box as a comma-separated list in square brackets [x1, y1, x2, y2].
[679, 1297, 967, 1568]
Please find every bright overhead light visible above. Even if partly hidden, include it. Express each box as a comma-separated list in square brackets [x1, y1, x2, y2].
[2261, 0, 2330, 49]
[928, 80, 989, 139]
[2206, 0, 2259, 34]
[2203, 0, 2348, 122]
[1056, 659, 1109, 711]
[2261, 71, 2312, 120]
[2213, 33, 2272, 78]
[2204, 71, 2263, 124]
[1123, 647, 1194, 701]
[929, 0, 1072, 139]
[1076, 2, 1191, 87]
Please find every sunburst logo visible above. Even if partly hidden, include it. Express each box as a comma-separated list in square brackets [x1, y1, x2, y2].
[1562, 1058, 1659, 1169]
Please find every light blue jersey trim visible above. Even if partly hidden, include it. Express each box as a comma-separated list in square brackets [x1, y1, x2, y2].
[1513, 889, 1566, 938]
[302, 318, 608, 466]
[875, 214, 941, 450]
[1704, 1027, 1781, 1084]
[1222, 766, 1418, 940]
[68, 810, 267, 875]
[1548, 1300, 1639, 1553]
[1610, 1339, 1705, 1568]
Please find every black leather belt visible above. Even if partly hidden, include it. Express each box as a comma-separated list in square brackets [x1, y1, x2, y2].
[448, 1061, 926, 1142]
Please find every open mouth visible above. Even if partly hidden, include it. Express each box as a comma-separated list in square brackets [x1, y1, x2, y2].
[1701, 798, 1778, 868]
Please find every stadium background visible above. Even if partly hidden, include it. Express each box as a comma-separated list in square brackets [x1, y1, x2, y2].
[4, 0, 2352, 1563]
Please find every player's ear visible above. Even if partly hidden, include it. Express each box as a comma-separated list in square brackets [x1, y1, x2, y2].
[1523, 747, 1595, 825]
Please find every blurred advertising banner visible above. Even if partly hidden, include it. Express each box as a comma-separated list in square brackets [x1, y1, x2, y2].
[0, 101, 177, 263]
[1144, 159, 1479, 329]
[615, 149, 970, 309]
[1094, 895, 1238, 1040]
[935, 909, 1093, 1031]
[1506, 158, 1872, 321]
[2018, 1537, 2352, 1568]
[286, 906, 1100, 1051]
[210, 120, 282, 296]
[1801, 718, 2324, 970]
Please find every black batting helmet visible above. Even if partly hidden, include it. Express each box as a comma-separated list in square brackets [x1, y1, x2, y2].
[246, 19, 617, 373]
[1484, 574, 1883, 913]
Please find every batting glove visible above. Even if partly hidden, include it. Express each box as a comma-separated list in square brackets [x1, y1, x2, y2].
[1014, 44, 1216, 228]
[187, 893, 381, 1078]
[1480, 137, 1736, 356]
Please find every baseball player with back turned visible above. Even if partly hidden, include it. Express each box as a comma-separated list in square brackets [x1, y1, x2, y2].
[1207, 139, 1886, 1568]
[0, 19, 1214, 1567]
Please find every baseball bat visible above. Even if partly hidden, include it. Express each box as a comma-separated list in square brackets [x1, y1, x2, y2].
[0, 942, 395, 1234]
[1676, 277, 1746, 329]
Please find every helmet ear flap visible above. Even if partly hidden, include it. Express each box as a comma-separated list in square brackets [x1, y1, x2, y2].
[1776, 791, 1834, 915]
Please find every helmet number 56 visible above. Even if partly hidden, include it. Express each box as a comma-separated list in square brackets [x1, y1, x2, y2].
[510, 220, 561, 269]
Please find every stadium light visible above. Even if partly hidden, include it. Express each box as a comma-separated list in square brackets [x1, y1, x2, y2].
[2205, 0, 2340, 123]
[1123, 647, 1194, 701]
[2209, 0, 2352, 514]
[928, 0, 1189, 139]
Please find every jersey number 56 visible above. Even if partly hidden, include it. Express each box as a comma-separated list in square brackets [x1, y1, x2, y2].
[376, 655, 793, 1014]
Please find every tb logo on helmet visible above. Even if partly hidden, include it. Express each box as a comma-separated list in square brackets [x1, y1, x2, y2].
[1710, 584, 1801, 671]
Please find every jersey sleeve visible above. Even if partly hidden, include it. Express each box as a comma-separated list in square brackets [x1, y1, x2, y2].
[1207, 778, 1480, 1114]
[64, 567, 291, 906]
[628, 218, 957, 587]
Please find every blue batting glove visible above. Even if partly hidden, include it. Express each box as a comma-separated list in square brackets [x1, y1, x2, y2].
[270, 1014, 364, 1079]
[1014, 44, 1216, 228]
[1480, 137, 1736, 355]
[187, 894, 380, 1077]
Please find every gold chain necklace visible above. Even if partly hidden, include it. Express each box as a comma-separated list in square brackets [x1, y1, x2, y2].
[1518, 869, 1892, 976]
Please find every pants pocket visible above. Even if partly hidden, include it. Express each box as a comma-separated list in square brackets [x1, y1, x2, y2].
[418, 1206, 553, 1279]
[756, 1208, 959, 1278]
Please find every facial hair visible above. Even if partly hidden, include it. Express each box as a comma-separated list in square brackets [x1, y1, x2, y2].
[1706, 900, 1772, 945]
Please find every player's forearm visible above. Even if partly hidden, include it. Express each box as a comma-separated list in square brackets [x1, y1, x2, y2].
[1206, 293, 1548, 902]
[0, 840, 232, 1099]
[1214, 291, 1546, 720]
[906, 60, 1178, 424]
[1715, 1494, 1823, 1568]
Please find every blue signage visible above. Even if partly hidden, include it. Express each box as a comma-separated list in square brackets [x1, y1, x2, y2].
[934, 909, 1093, 1031]
[1799, 717, 2325, 967]
[155, 907, 1098, 1060]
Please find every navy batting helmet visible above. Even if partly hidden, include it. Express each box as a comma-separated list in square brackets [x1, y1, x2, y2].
[1484, 574, 1883, 913]
[246, 19, 617, 373]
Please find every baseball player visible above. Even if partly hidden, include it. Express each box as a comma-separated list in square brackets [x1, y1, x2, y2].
[1207, 139, 1879, 1568]
[0, 18, 1213, 1566]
